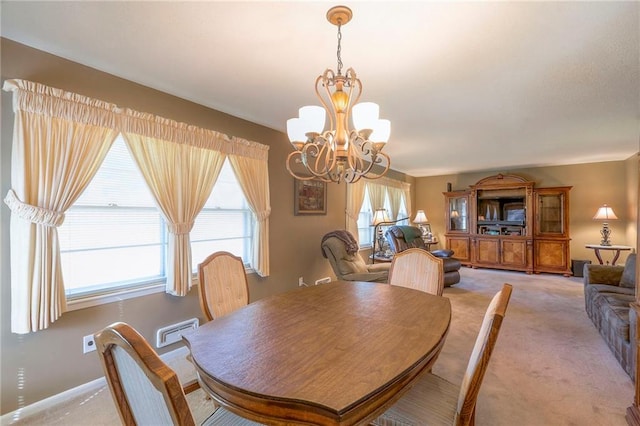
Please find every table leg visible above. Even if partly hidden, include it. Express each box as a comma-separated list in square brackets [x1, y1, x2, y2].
[611, 250, 621, 266]
[593, 248, 604, 265]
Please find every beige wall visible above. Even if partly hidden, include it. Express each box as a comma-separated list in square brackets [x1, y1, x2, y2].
[1, 37, 636, 414]
[414, 161, 638, 263]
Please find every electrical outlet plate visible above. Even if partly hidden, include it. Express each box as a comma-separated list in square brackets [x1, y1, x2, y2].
[83, 335, 96, 354]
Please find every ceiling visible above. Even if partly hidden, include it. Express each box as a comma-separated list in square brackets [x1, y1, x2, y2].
[1, 1, 638, 177]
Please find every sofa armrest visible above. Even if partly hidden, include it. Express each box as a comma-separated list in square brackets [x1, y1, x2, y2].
[343, 271, 388, 282]
[583, 264, 625, 286]
[367, 263, 391, 273]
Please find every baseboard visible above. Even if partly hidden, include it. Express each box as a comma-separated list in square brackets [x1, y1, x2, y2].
[0, 346, 189, 423]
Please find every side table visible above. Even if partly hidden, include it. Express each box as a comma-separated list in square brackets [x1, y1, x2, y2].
[423, 237, 439, 251]
[370, 253, 393, 263]
[585, 244, 634, 265]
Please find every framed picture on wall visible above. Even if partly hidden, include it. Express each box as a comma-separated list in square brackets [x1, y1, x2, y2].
[294, 179, 327, 215]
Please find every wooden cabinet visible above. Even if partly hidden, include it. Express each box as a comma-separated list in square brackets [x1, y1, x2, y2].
[533, 187, 572, 275]
[444, 174, 571, 275]
[444, 192, 471, 264]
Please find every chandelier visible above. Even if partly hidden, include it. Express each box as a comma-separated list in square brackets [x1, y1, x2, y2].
[286, 5, 391, 184]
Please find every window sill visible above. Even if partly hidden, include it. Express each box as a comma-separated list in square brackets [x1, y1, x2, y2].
[66, 281, 168, 312]
[66, 268, 256, 312]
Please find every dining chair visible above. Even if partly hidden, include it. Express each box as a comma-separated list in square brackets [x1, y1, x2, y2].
[388, 248, 445, 296]
[372, 283, 513, 426]
[94, 321, 259, 426]
[197, 251, 250, 322]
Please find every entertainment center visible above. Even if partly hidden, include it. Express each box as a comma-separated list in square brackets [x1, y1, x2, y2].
[444, 173, 572, 275]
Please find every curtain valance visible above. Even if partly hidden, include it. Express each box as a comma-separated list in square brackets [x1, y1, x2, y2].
[3, 79, 269, 160]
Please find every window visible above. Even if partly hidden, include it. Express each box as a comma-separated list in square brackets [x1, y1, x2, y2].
[356, 183, 410, 248]
[191, 162, 252, 269]
[357, 191, 374, 247]
[59, 135, 254, 300]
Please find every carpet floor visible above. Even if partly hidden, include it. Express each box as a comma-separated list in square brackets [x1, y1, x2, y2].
[3, 267, 634, 425]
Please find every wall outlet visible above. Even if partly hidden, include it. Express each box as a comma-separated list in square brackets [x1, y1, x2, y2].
[298, 276, 306, 287]
[83, 335, 96, 354]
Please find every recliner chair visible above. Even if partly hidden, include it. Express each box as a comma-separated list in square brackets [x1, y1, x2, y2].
[321, 230, 390, 283]
[385, 225, 461, 286]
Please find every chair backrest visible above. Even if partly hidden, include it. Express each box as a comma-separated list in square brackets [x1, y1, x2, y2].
[94, 322, 196, 426]
[197, 251, 250, 322]
[385, 226, 426, 253]
[388, 248, 445, 296]
[456, 283, 513, 426]
[321, 235, 369, 280]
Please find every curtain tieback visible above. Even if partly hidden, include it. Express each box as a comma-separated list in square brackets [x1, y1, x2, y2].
[167, 221, 194, 235]
[4, 189, 65, 227]
[256, 209, 271, 221]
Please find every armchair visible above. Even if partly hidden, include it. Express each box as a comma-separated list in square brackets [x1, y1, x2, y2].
[321, 230, 389, 283]
[385, 225, 461, 286]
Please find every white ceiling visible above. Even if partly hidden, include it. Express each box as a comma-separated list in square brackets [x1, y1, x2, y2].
[1, 1, 638, 177]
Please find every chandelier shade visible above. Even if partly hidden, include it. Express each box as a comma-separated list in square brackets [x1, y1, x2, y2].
[285, 5, 391, 183]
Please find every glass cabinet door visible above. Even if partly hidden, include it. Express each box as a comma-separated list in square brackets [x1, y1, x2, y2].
[536, 191, 565, 236]
[448, 195, 469, 233]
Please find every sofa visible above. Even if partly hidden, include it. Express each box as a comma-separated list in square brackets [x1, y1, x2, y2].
[385, 225, 461, 286]
[583, 253, 637, 378]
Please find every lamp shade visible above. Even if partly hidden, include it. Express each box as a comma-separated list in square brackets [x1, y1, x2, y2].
[372, 208, 391, 226]
[287, 106, 326, 143]
[352, 102, 380, 131]
[413, 210, 428, 224]
[370, 119, 391, 143]
[593, 204, 618, 220]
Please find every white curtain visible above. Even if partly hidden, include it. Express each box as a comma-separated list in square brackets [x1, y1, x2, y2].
[122, 132, 226, 296]
[3, 80, 118, 333]
[387, 186, 404, 221]
[228, 147, 271, 276]
[3, 79, 271, 332]
[367, 182, 388, 215]
[345, 180, 366, 242]
[402, 182, 412, 222]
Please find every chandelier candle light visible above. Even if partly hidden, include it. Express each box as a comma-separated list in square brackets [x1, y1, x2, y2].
[286, 5, 391, 183]
[593, 204, 618, 246]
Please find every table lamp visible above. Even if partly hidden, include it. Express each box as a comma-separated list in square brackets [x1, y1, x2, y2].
[593, 204, 618, 246]
[371, 208, 391, 256]
[413, 209, 431, 239]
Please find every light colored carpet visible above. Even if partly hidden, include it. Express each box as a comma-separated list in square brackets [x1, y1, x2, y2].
[3, 267, 634, 425]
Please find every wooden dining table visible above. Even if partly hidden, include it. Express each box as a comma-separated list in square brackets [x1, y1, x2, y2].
[182, 280, 451, 425]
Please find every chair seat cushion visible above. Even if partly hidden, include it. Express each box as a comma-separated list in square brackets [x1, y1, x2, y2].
[372, 373, 458, 426]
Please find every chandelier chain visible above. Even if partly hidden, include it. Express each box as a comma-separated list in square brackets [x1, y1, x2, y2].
[336, 22, 343, 76]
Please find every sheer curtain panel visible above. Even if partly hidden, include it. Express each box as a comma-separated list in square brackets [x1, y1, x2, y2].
[367, 182, 388, 213]
[122, 132, 225, 296]
[228, 149, 270, 276]
[345, 180, 366, 242]
[3, 80, 118, 333]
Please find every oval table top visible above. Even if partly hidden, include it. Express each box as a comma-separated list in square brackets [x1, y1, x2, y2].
[183, 280, 451, 425]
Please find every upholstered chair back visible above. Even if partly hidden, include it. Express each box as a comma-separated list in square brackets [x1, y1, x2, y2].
[198, 251, 249, 321]
[386, 226, 427, 253]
